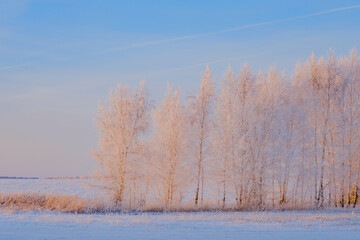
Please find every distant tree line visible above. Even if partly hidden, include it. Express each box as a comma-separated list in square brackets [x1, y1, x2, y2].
[93, 49, 360, 210]
[0, 176, 39, 179]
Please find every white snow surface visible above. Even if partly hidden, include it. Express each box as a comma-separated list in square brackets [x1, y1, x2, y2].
[1, 210, 360, 239]
[1, 179, 360, 239]
[0, 179, 106, 198]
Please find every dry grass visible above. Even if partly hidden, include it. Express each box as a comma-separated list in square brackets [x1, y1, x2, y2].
[0, 192, 110, 213]
[0, 192, 337, 213]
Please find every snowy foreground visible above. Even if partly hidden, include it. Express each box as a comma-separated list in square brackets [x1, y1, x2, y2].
[1, 210, 360, 240]
[1, 179, 360, 239]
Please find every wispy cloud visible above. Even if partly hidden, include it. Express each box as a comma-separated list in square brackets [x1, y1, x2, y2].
[0, 62, 34, 71]
[95, 5, 360, 55]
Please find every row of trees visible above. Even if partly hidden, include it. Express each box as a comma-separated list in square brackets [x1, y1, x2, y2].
[93, 49, 360, 210]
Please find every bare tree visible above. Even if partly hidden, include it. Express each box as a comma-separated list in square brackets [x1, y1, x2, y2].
[151, 85, 189, 209]
[189, 65, 216, 206]
[212, 66, 238, 209]
[234, 64, 254, 207]
[93, 81, 152, 206]
[91, 48, 360, 210]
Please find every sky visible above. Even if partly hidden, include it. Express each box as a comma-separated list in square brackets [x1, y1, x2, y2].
[1, 0, 360, 177]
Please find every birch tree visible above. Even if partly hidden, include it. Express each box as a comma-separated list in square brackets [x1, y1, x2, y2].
[93, 82, 152, 206]
[189, 65, 216, 206]
[212, 66, 238, 208]
[234, 64, 255, 206]
[151, 85, 189, 208]
[91, 48, 360, 210]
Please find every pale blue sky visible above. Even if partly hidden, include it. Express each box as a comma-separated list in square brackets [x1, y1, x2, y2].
[1, 0, 360, 177]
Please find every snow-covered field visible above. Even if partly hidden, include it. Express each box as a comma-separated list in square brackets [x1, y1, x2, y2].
[1, 210, 360, 239]
[0, 178, 106, 198]
[1, 179, 360, 239]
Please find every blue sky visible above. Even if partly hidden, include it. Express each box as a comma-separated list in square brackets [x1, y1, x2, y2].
[1, 0, 360, 177]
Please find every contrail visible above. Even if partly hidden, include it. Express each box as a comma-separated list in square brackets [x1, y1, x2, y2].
[95, 5, 360, 54]
[0, 62, 34, 71]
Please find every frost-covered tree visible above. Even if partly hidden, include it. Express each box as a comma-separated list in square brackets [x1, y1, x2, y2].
[93, 82, 152, 206]
[249, 69, 283, 207]
[151, 85, 190, 208]
[91, 48, 360, 210]
[337, 49, 360, 207]
[188, 65, 216, 206]
[233, 64, 255, 207]
[212, 66, 241, 208]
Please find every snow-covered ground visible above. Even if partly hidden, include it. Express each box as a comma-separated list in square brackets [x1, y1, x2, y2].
[1, 179, 360, 239]
[1, 210, 360, 239]
[0, 178, 106, 198]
